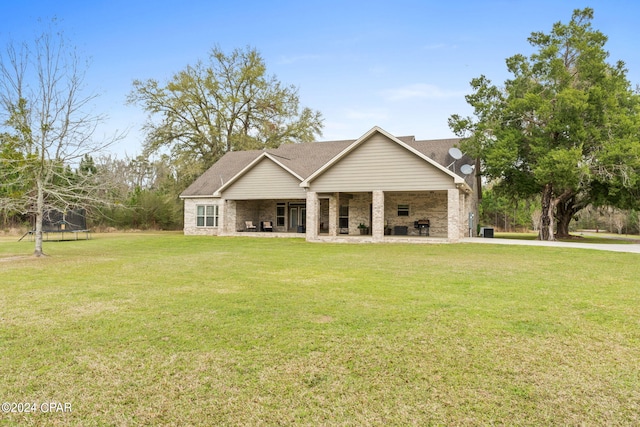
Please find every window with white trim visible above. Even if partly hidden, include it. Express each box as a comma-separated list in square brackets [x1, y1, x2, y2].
[276, 203, 285, 227]
[196, 205, 219, 227]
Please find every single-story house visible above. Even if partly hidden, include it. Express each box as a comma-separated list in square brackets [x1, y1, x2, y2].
[180, 126, 479, 242]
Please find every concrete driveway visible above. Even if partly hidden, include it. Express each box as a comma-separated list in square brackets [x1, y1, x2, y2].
[462, 236, 640, 254]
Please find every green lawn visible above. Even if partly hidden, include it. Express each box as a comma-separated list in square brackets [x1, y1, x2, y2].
[1, 233, 639, 426]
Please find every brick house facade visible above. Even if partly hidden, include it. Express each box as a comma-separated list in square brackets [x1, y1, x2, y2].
[180, 127, 478, 242]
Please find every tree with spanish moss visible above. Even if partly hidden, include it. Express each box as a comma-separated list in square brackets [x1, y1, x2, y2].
[449, 8, 640, 240]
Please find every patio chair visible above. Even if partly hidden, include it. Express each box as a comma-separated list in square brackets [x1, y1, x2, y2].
[245, 221, 257, 232]
[262, 221, 273, 232]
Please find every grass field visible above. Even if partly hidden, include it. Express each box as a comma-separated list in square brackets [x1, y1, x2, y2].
[1, 233, 639, 426]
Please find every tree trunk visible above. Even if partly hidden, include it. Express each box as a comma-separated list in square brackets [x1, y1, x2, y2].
[556, 208, 572, 238]
[555, 190, 581, 239]
[34, 179, 45, 257]
[556, 195, 576, 238]
[539, 183, 555, 241]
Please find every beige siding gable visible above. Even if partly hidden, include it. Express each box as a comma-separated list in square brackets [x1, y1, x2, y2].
[309, 133, 457, 192]
[222, 157, 306, 199]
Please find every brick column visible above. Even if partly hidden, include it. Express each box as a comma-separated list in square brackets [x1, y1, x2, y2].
[372, 190, 385, 242]
[218, 199, 226, 235]
[306, 191, 319, 241]
[328, 193, 338, 236]
[224, 200, 236, 235]
[183, 199, 195, 235]
[447, 188, 460, 242]
[460, 192, 468, 237]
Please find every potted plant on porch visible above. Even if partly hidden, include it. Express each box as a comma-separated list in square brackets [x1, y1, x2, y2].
[358, 223, 368, 235]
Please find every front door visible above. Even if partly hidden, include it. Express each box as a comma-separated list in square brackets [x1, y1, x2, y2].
[289, 204, 306, 231]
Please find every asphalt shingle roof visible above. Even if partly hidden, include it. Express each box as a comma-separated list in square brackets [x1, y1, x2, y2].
[180, 134, 472, 197]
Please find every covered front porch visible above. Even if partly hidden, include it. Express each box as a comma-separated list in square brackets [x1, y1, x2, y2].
[228, 199, 308, 234]
[225, 187, 472, 243]
[306, 189, 470, 242]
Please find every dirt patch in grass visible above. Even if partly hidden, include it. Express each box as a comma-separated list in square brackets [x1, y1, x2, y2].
[312, 315, 334, 323]
[0, 255, 35, 262]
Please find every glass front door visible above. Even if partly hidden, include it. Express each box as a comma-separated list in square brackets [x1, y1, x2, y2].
[289, 204, 306, 231]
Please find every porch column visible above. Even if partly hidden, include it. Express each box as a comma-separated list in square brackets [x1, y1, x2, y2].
[447, 188, 460, 242]
[372, 190, 385, 242]
[306, 191, 319, 241]
[218, 198, 226, 235]
[460, 192, 469, 237]
[328, 193, 338, 236]
[223, 200, 236, 235]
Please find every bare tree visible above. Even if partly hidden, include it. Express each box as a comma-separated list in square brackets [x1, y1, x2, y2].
[531, 209, 541, 232]
[0, 21, 123, 256]
[608, 207, 626, 235]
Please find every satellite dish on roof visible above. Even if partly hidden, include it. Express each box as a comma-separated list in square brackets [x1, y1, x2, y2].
[448, 147, 463, 160]
[460, 164, 475, 175]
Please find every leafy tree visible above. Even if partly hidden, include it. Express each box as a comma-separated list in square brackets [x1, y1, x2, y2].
[449, 8, 640, 240]
[0, 132, 28, 226]
[478, 186, 537, 231]
[0, 22, 123, 256]
[89, 154, 183, 230]
[112, 187, 181, 230]
[128, 46, 324, 181]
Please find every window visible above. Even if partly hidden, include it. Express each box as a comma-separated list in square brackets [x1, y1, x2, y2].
[276, 204, 285, 227]
[398, 204, 409, 216]
[339, 205, 349, 228]
[196, 205, 218, 227]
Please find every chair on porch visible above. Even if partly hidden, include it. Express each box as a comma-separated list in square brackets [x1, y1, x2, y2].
[262, 221, 273, 232]
[245, 221, 257, 232]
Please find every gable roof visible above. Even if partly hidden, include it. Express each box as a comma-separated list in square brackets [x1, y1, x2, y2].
[261, 139, 353, 179]
[213, 152, 305, 197]
[180, 149, 262, 198]
[180, 127, 472, 198]
[180, 139, 352, 198]
[300, 126, 467, 187]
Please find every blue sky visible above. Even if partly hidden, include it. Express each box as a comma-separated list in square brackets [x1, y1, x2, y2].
[2, 0, 639, 157]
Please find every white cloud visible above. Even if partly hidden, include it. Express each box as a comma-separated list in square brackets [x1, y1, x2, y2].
[381, 83, 466, 101]
[368, 65, 387, 75]
[276, 54, 323, 65]
[343, 108, 389, 120]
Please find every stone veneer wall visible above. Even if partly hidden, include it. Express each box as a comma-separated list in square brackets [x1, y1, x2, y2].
[183, 198, 221, 236]
[459, 192, 470, 238]
[347, 193, 372, 235]
[384, 192, 448, 237]
[184, 191, 468, 240]
[340, 191, 449, 237]
[458, 189, 478, 238]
